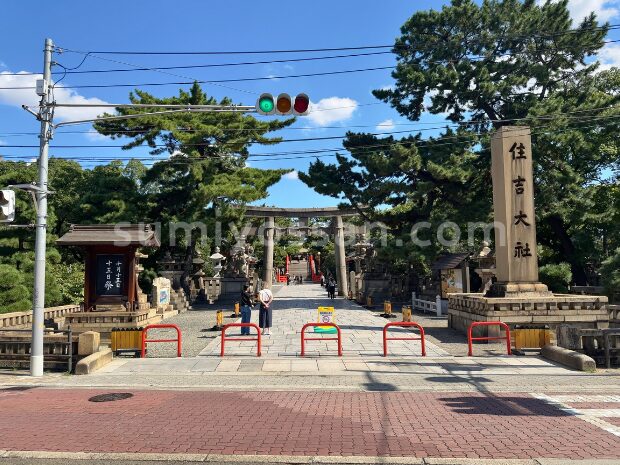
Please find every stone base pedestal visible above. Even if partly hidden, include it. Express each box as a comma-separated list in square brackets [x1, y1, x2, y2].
[63, 308, 175, 339]
[448, 292, 609, 337]
[219, 277, 249, 303]
[485, 281, 552, 298]
[362, 276, 391, 304]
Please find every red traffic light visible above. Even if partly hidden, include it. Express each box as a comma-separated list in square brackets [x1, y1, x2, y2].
[293, 93, 310, 116]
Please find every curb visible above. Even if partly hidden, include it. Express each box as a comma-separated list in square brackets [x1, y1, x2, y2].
[541, 344, 596, 372]
[1, 451, 619, 465]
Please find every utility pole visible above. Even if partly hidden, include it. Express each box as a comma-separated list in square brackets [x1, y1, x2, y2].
[30, 38, 53, 377]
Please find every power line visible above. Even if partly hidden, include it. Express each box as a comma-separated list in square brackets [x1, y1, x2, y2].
[3, 111, 619, 164]
[53, 23, 620, 56]
[0, 101, 614, 137]
[56, 45, 395, 56]
[3, 102, 619, 145]
[48, 51, 393, 75]
[0, 66, 395, 90]
[4, 41, 619, 91]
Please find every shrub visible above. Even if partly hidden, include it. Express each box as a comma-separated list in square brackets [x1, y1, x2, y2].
[539, 262, 572, 293]
[0, 265, 31, 313]
[600, 248, 620, 300]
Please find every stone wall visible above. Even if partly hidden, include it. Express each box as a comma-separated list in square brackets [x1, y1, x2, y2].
[0, 304, 82, 329]
[448, 293, 609, 336]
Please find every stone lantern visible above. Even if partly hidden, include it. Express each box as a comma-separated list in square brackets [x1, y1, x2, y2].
[210, 246, 225, 278]
[474, 241, 496, 293]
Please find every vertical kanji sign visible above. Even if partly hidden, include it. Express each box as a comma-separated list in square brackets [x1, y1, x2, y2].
[491, 126, 539, 283]
[96, 254, 125, 296]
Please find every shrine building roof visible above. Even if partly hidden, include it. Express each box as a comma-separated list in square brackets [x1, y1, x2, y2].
[431, 252, 471, 271]
[57, 224, 160, 247]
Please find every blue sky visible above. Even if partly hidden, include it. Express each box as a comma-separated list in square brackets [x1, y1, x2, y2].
[1, 0, 619, 208]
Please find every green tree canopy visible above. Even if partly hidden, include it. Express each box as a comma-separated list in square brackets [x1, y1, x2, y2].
[301, 0, 619, 285]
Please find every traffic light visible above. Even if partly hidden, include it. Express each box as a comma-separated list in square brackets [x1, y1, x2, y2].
[256, 93, 310, 116]
[257, 93, 275, 115]
[0, 190, 15, 223]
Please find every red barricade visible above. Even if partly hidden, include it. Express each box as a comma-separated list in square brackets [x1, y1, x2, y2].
[221, 323, 261, 357]
[300, 323, 342, 356]
[468, 321, 512, 356]
[383, 322, 426, 357]
[141, 324, 182, 358]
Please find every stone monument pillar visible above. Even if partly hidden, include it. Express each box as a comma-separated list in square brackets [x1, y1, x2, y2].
[334, 216, 349, 297]
[488, 126, 548, 296]
[263, 216, 275, 289]
[447, 125, 608, 335]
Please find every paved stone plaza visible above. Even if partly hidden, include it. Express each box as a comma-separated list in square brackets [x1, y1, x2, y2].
[1, 284, 619, 464]
[95, 283, 584, 376]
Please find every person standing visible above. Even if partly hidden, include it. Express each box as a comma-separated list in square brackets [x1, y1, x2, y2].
[240, 284, 254, 335]
[327, 278, 336, 299]
[258, 288, 274, 336]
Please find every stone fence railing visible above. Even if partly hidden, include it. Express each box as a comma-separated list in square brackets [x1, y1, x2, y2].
[610, 305, 620, 321]
[0, 304, 82, 329]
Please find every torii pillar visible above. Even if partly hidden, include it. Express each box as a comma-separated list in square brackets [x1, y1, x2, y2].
[262, 216, 275, 289]
[334, 216, 348, 297]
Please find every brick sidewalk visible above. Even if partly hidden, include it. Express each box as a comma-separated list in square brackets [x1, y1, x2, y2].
[1, 388, 619, 460]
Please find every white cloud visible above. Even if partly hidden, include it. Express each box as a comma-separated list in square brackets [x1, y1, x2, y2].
[283, 170, 299, 180]
[537, 0, 619, 22]
[376, 119, 395, 131]
[303, 96, 358, 126]
[568, 0, 619, 21]
[0, 70, 111, 123]
[598, 43, 620, 70]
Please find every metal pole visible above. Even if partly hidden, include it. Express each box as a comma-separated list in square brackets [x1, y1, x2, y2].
[30, 38, 53, 377]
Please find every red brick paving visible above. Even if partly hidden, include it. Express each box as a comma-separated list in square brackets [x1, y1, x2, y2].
[565, 402, 620, 409]
[607, 418, 620, 428]
[0, 388, 619, 459]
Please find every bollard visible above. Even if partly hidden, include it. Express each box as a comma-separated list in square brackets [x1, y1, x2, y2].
[381, 300, 396, 319]
[366, 296, 373, 307]
[231, 302, 240, 318]
[402, 306, 412, 322]
[216, 310, 224, 327]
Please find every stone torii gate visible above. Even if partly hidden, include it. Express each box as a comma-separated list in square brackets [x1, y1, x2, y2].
[244, 206, 359, 295]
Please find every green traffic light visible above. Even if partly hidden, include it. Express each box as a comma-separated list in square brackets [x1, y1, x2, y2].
[259, 96, 274, 113]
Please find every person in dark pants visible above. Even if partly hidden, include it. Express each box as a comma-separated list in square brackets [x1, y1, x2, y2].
[327, 278, 336, 299]
[258, 288, 274, 336]
[259, 299, 272, 335]
[240, 284, 254, 335]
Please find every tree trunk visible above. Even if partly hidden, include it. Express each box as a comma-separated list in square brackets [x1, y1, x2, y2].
[545, 215, 587, 285]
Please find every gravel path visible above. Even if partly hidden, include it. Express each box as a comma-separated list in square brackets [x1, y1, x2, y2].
[143, 307, 228, 358]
